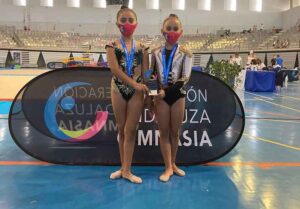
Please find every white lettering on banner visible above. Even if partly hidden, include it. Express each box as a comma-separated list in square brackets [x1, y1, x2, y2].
[186, 88, 207, 103]
[137, 130, 212, 147]
[103, 120, 117, 132]
[138, 130, 158, 146]
[140, 109, 155, 123]
[199, 130, 212, 146]
[142, 108, 212, 124]
[183, 109, 211, 124]
[58, 119, 117, 132]
[58, 120, 93, 131]
[56, 103, 113, 116]
[134, 87, 213, 147]
[54, 86, 111, 99]
[200, 109, 211, 124]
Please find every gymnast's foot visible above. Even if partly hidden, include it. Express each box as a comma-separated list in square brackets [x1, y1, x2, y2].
[122, 172, 143, 184]
[159, 169, 173, 182]
[110, 169, 122, 180]
[172, 164, 185, 177]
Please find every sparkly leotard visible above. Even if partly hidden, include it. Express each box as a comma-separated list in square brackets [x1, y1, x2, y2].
[106, 41, 148, 101]
[151, 45, 193, 105]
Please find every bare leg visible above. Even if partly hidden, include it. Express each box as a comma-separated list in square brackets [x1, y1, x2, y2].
[155, 99, 173, 182]
[110, 91, 127, 180]
[170, 98, 186, 177]
[144, 95, 155, 121]
[122, 92, 144, 184]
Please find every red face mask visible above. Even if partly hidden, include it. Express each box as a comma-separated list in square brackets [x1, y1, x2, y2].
[163, 31, 182, 45]
[118, 23, 137, 37]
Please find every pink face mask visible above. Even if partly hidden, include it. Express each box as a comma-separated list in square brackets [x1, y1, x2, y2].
[163, 31, 182, 45]
[118, 23, 137, 37]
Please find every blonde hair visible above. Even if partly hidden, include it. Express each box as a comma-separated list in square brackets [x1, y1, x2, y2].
[162, 14, 182, 28]
[116, 5, 137, 21]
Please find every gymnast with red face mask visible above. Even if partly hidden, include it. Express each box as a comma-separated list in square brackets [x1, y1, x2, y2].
[106, 6, 149, 184]
[151, 14, 193, 182]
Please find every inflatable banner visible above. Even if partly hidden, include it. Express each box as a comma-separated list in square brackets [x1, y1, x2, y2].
[47, 62, 66, 70]
[9, 67, 245, 165]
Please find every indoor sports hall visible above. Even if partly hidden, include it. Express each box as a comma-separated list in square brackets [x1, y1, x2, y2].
[0, 0, 299, 209]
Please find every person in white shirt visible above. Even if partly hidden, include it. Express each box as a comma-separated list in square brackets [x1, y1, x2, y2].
[233, 53, 242, 67]
[247, 50, 256, 66]
[257, 59, 266, 70]
[250, 59, 258, 71]
[229, 55, 235, 64]
[260, 23, 265, 31]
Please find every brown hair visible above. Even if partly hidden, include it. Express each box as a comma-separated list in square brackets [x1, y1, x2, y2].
[116, 5, 137, 21]
[162, 14, 182, 28]
[257, 59, 262, 64]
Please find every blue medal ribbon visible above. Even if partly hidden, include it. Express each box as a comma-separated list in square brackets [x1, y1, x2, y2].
[120, 38, 135, 77]
[162, 44, 178, 85]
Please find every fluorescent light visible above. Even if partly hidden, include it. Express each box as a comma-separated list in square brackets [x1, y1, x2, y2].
[128, 0, 133, 9]
[224, 0, 236, 11]
[67, 0, 80, 8]
[255, 0, 262, 12]
[249, 0, 262, 12]
[172, 0, 185, 10]
[13, 0, 26, 6]
[198, 0, 211, 11]
[40, 0, 53, 7]
[146, 0, 159, 10]
[93, 0, 106, 8]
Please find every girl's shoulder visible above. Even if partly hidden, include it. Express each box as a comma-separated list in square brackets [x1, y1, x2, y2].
[106, 39, 148, 52]
[105, 40, 118, 49]
[151, 45, 163, 54]
[179, 45, 193, 58]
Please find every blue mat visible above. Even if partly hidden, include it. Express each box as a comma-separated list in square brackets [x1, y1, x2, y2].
[0, 101, 12, 115]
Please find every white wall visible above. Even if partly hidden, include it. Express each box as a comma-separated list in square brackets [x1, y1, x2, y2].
[282, 5, 300, 29]
[293, 0, 300, 7]
[263, 0, 290, 11]
[0, 0, 291, 35]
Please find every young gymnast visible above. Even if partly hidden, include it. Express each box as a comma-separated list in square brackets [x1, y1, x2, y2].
[151, 14, 193, 182]
[106, 5, 149, 184]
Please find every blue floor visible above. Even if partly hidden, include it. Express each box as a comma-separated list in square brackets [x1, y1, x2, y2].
[0, 101, 11, 115]
[0, 82, 300, 209]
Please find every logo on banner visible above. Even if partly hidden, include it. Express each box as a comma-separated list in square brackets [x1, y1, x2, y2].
[44, 82, 108, 142]
[9, 67, 244, 165]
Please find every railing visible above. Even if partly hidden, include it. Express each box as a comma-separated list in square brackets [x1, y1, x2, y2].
[0, 48, 299, 69]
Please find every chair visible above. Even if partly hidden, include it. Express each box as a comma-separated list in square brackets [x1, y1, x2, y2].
[275, 68, 287, 87]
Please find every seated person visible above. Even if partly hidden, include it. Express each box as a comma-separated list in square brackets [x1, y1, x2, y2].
[250, 59, 258, 71]
[257, 59, 266, 70]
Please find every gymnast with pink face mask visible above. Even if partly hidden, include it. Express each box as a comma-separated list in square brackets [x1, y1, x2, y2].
[151, 14, 193, 182]
[106, 6, 149, 184]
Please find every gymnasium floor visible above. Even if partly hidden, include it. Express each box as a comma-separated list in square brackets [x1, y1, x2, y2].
[0, 70, 299, 209]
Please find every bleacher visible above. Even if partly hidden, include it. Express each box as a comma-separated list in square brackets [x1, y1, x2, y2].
[0, 27, 17, 48]
[0, 25, 299, 69]
[258, 27, 300, 49]
[1, 25, 299, 52]
[16, 30, 84, 50]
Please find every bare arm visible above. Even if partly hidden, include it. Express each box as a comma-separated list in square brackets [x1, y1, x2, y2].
[106, 46, 137, 87]
[141, 45, 150, 81]
[106, 44, 148, 93]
